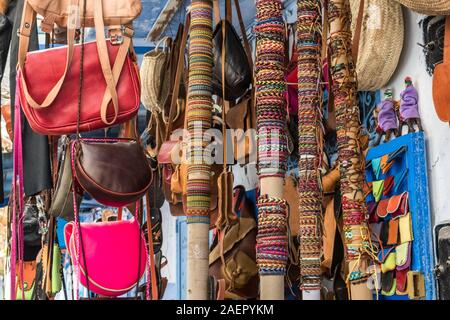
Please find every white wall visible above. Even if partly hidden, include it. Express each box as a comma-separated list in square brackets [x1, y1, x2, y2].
[383, 9, 450, 228]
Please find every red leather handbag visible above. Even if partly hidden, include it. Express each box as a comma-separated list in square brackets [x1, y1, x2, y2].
[17, 0, 140, 135]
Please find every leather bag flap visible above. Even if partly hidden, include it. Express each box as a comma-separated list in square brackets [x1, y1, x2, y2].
[396, 242, 412, 270]
[209, 217, 257, 265]
[377, 198, 390, 218]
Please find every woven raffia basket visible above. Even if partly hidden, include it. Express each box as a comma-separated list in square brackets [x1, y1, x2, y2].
[140, 37, 171, 112]
[350, 0, 404, 91]
[392, 0, 450, 15]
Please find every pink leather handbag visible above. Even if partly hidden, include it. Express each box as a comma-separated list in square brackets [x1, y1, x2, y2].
[64, 217, 147, 297]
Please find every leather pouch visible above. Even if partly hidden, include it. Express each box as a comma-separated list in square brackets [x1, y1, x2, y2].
[379, 247, 396, 273]
[377, 198, 390, 218]
[368, 201, 379, 223]
[383, 176, 394, 196]
[16, 261, 37, 300]
[370, 222, 383, 244]
[372, 180, 384, 202]
[381, 270, 396, 296]
[399, 212, 414, 243]
[396, 242, 412, 270]
[372, 157, 382, 179]
[396, 268, 409, 295]
[380, 154, 393, 175]
[387, 192, 409, 219]
[380, 221, 390, 246]
[387, 219, 399, 245]
[363, 181, 373, 199]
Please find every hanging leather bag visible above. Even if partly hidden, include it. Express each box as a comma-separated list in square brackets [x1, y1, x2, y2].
[17, 0, 141, 135]
[72, 138, 152, 207]
[212, 0, 252, 101]
[433, 16, 450, 124]
[209, 186, 258, 299]
[64, 215, 147, 297]
[48, 139, 82, 221]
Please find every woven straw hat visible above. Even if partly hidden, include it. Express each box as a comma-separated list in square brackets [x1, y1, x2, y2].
[392, 0, 450, 15]
[350, 0, 404, 91]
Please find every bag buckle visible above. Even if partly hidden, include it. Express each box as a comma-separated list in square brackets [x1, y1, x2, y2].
[109, 25, 135, 45]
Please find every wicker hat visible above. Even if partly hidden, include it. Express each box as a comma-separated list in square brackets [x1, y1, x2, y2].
[350, 0, 404, 91]
[392, 0, 450, 15]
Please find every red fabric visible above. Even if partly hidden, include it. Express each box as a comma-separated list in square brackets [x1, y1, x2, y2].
[19, 40, 140, 135]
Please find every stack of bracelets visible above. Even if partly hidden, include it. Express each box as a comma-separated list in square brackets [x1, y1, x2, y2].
[328, 0, 370, 283]
[297, 0, 324, 291]
[255, 0, 288, 178]
[256, 195, 289, 275]
[185, 0, 214, 225]
[254, 0, 288, 276]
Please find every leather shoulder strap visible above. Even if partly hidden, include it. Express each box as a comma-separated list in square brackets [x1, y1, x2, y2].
[145, 192, 159, 300]
[233, 0, 253, 68]
[221, 21, 227, 172]
[351, 0, 365, 64]
[18, 0, 77, 109]
[213, 0, 220, 25]
[165, 13, 190, 141]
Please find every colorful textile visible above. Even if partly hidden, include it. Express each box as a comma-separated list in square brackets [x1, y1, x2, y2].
[256, 195, 289, 275]
[297, 0, 323, 291]
[185, 0, 214, 224]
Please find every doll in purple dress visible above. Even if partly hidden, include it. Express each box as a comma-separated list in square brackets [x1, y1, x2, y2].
[374, 89, 398, 146]
[398, 76, 423, 136]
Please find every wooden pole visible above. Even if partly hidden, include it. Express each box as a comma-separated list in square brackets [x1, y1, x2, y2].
[296, 0, 324, 299]
[255, 0, 289, 300]
[185, 0, 214, 300]
[327, 0, 372, 300]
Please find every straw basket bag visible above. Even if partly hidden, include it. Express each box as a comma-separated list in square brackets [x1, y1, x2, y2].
[392, 0, 450, 15]
[140, 37, 171, 112]
[350, 0, 404, 91]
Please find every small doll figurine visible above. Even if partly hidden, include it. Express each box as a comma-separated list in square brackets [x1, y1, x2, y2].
[374, 89, 398, 146]
[398, 76, 423, 136]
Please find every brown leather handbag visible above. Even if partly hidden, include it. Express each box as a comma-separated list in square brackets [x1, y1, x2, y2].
[226, 91, 257, 163]
[209, 185, 258, 299]
[72, 138, 152, 207]
[157, 140, 221, 225]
